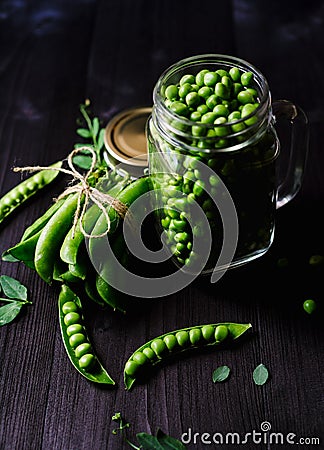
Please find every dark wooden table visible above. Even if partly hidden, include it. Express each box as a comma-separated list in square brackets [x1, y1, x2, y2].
[0, 1, 323, 449]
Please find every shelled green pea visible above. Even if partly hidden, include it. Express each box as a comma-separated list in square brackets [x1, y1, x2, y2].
[162, 65, 260, 150]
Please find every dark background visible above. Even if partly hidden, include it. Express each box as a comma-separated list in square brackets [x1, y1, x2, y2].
[0, 1, 323, 449]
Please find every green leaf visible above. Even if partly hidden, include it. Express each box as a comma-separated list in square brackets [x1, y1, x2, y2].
[2, 253, 19, 263]
[212, 365, 231, 383]
[136, 433, 164, 449]
[136, 431, 186, 450]
[74, 144, 94, 151]
[156, 429, 187, 449]
[253, 363, 269, 385]
[0, 302, 23, 326]
[92, 117, 99, 137]
[0, 275, 27, 301]
[76, 128, 91, 138]
[97, 128, 105, 151]
[72, 155, 93, 170]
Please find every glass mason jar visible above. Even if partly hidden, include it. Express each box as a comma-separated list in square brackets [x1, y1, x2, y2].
[146, 54, 308, 276]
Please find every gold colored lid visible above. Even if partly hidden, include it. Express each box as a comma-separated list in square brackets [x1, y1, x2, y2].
[104, 107, 151, 174]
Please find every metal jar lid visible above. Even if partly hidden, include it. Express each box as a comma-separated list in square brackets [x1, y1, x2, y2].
[103, 106, 151, 178]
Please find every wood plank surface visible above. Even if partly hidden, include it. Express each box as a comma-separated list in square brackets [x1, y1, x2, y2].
[0, 1, 323, 449]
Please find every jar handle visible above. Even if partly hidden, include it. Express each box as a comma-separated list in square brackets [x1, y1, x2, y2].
[272, 100, 309, 209]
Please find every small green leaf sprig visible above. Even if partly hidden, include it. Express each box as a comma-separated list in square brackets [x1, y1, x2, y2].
[212, 363, 270, 385]
[73, 100, 107, 175]
[253, 363, 269, 385]
[212, 365, 231, 383]
[112, 412, 186, 450]
[0, 275, 31, 326]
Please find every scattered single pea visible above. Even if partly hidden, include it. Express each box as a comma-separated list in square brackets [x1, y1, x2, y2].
[308, 254, 324, 266]
[303, 299, 316, 314]
[277, 257, 289, 269]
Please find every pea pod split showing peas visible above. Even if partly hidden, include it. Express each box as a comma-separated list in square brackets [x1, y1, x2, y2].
[0, 161, 62, 226]
[124, 322, 252, 390]
[58, 284, 115, 385]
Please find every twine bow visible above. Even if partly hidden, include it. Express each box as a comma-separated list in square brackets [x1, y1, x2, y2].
[13, 146, 128, 238]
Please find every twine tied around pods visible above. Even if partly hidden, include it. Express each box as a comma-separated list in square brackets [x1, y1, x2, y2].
[13, 147, 128, 238]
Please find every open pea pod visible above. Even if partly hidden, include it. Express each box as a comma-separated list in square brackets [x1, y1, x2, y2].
[58, 284, 115, 385]
[0, 161, 62, 227]
[124, 322, 252, 390]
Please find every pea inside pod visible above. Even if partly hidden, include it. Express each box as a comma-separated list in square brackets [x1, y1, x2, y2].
[0, 161, 63, 227]
[124, 322, 252, 390]
[58, 284, 115, 385]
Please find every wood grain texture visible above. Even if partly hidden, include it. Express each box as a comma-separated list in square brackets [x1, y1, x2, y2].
[0, 1, 323, 449]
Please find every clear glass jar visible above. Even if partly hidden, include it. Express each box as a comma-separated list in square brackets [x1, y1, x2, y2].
[146, 54, 308, 276]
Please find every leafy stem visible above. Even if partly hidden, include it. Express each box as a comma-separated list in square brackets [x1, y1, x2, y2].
[111, 412, 187, 449]
[0, 275, 31, 326]
[74, 99, 107, 172]
[111, 413, 140, 450]
[0, 297, 32, 305]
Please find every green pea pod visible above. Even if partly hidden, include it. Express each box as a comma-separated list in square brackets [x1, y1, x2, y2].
[2, 229, 42, 268]
[68, 259, 87, 280]
[124, 322, 252, 390]
[84, 276, 106, 307]
[95, 233, 130, 313]
[90, 176, 150, 239]
[0, 161, 63, 226]
[95, 276, 129, 314]
[21, 198, 65, 241]
[58, 284, 115, 385]
[2, 197, 67, 266]
[52, 259, 80, 283]
[88, 177, 150, 280]
[35, 193, 81, 284]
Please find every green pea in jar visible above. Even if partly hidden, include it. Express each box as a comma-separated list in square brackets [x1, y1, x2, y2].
[146, 54, 308, 276]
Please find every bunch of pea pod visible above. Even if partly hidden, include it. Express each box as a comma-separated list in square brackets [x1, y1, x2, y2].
[1, 158, 151, 382]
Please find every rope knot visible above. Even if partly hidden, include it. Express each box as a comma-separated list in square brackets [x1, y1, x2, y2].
[14, 146, 128, 238]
